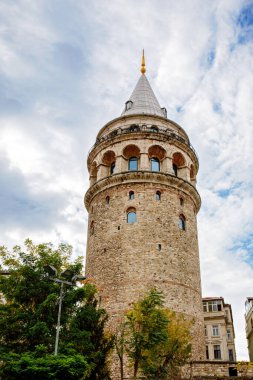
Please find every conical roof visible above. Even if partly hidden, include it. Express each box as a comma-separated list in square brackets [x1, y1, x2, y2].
[121, 74, 166, 118]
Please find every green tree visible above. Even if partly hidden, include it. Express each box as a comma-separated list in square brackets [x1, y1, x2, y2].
[0, 239, 113, 380]
[120, 289, 191, 380]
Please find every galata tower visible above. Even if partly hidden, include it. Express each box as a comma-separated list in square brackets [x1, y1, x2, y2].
[84, 52, 205, 361]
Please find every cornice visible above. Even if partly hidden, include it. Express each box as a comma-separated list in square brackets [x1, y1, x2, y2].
[84, 171, 201, 211]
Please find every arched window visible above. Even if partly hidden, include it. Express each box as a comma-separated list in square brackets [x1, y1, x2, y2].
[156, 191, 161, 200]
[127, 209, 136, 224]
[106, 196, 110, 204]
[110, 162, 115, 174]
[151, 157, 160, 172]
[129, 156, 138, 171]
[178, 215, 186, 231]
[129, 191, 134, 200]
[125, 100, 133, 111]
[173, 163, 178, 176]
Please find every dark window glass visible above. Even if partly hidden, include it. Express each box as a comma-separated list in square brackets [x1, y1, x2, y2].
[206, 346, 209, 360]
[180, 197, 184, 206]
[110, 162, 115, 174]
[173, 163, 178, 176]
[129, 157, 138, 171]
[179, 216, 186, 230]
[214, 345, 221, 359]
[129, 191, 134, 200]
[228, 349, 234, 361]
[158, 244, 161, 251]
[106, 196, 110, 204]
[151, 157, 160, 172]
[156, 191, 161, 200]
[151, 126, 158, 133]
[127, 211, 136, 224]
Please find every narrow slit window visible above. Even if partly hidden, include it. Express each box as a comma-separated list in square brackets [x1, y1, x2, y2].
[106, 196, 110, 204]
[156, 191, 161, 200]
[110, 162, 115, 174]
[129, 191, 134, 200]
[178, 215, 186, 231]
[173, 163, 178, 176]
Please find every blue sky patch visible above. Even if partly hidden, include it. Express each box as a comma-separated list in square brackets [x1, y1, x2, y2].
[236, 4, 253, 44]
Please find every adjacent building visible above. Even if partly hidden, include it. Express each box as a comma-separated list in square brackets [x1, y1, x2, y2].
[245, 297, 253, 361]
[203, 297, 236, 362]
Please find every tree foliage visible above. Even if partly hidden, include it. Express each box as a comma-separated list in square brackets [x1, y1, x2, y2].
[0, 239, 113, 379]
[117, 289, 192, 380]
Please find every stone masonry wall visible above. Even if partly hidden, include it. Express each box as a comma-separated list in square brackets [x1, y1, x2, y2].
[85, 180, 205, 362]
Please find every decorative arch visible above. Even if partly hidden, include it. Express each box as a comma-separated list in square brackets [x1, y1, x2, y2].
[102, 150, 116, 166]
[102, 150, 116, 176]
[123, 144, 140, 159]
[172, 152, 186, 177]
[148, 145, 166, 160]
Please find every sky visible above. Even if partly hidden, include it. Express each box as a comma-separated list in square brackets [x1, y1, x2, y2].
[0, 0, 253, 360]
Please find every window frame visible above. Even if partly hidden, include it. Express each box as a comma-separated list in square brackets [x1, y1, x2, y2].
[212, 325, 219, 337]
[127, 210, 137, 224]
[214, 345, 221, 360]
[150, 157, 160, 172]
[129, 156, 138, 171]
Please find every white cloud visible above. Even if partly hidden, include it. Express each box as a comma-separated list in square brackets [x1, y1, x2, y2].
[0, 0, 252, 360]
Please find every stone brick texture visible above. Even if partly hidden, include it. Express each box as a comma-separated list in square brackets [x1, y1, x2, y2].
[85, 114, 206, 378]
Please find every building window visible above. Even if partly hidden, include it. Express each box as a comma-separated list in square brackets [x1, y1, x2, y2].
[150, 157, 160, 172]
[151, 125, 158, 133]
[214, 345, 221, 360]
[129, 156, 138, 171]
[110, 162, 115, 174]
[158, 244, 161, 251]
[212, 325, 219, 336]
[206, 346, 209, 360]
[204, 325, 207, 336]
[156, 191, 161, 200]
[129, 191, 134, 200]
[228, 349, 234, 361]
[106, 196, 110, 204]
[203, 300, 222, 312]
[127, 210, 136, 224]
[180, 197, 184, 206]
[173, 163, 178, 176]
[227, 329, 232, 340]
[178, 215, 186, 230]
[125, 100, 133, 111]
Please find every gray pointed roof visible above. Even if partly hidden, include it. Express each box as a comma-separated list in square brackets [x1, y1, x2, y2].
[121, 74, 166, 118]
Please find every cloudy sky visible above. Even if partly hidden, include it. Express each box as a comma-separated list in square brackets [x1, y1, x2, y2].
[1, 0, 253, 359]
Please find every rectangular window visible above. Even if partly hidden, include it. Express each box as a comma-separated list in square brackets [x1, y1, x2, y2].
[214, 345, 221, 359]
[227, 329, 232, 340]
[228, 349, 234, 361]
[204, 325, 207, 336]
[212, 325, 219, 336]
[203, 300, 222, 312]
[206, 345, 209, 359]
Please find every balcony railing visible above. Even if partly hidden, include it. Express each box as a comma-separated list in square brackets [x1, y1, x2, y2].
[88, 124, 198, 159]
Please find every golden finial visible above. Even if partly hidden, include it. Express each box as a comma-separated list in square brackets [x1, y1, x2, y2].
[141, 49, 146, 74]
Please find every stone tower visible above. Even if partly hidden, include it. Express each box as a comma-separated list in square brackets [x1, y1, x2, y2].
[84, 53, 205, 361]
